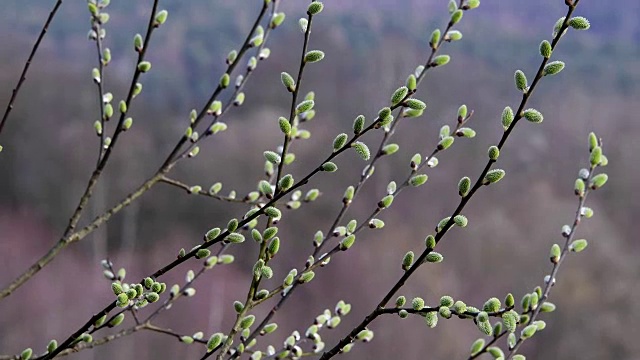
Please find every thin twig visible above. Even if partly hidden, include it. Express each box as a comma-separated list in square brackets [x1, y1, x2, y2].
[159, 176, 258, 204]
[0, 0, 63, 136]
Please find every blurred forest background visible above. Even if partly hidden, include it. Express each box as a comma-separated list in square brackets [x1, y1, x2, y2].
[0, 0, 638, 359]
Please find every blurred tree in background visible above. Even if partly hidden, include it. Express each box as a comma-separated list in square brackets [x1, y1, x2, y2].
[0, 0, 637, 359]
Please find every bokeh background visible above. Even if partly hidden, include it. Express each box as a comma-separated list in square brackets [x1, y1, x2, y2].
[1, 0, 638, 359]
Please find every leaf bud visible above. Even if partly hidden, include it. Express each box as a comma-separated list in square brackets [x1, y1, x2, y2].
[410, 174, 428, 187]
[437, 136, 454, 150]
[540, 40, 552, 58]
[483, 169, 505, 185]
[450, 9, 463, 25]
[411, 297, 425, 310]
[589, 173, 608, 189]
[391, 86, 409, 106]
[304, 50, 325, 63]
[568, 16, 590, 30]
[352, 141, 371, 160]
[488, 146, 500, 160]
[569, 238, 588, 252]
[426, 252, 444, 263]
[281, 72, 295, 92]
[514, 70, 528, 92]
[353, 115, 365, 134]
[402, 251, 414, 270]
[307, 2, 324, 15]
[543, 61, 565, 76]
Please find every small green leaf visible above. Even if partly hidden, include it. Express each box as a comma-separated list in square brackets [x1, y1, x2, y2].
[278, 117, 292, 135]
[502, 106, 514, 130]
[240, 315, 256, 329]
[21, 348, 33, 360]
[550, 243, 561, 263]
[281, 72, 295, 92]
[590, 173, 608, 189]
[540, 302, 556, 312]
[134, 34, 143, 51]
[574, 178, 586, 197]
[304, 50, 325, 63]
[539, 40, 552, 58]
[137, 61, 152, 73]
[278, 174, 294, 191]
[514, 70, 528, 92]
[234, 92, 245, 106]
[569, 239, 588, 252]
[488, 146, 500, 160]
[154, 10, 168, 26]
[406, 74, 417, 91]
[455, 127, 476, 138]
[543, 61, 565, 76]
[410, 174, 429, 187]
[470, 339, 485, 356]
[378, 194, 394, 208]
[458, 104, 468, 119]
[437, 136, 454, 150]
[307, 1, 324, 15]
[196, 248, 211, 259]
[382, 143, 399, 155]
[343, 186, 355, 203]
[391, 86, 409, 106]
[450, 9, 463, 24]
[225, 233, 245, 244]
[109, 313, 125, 327]
[426, 252, 444, 263]
[296, 100, 315, 114]
[453, 215, 468, 227]
[483, 297, 501, 313]
[207, 333, 223, 352]
[411, 297, 425, 310]
[568, 16, 590, 30]
[521, 324, 537, 339]
[322, 162, 338, 172]
[226, 50, 238, 65]
[487, 347, 504, 359]
[483, 169, 506, 185]
[299, 270, 315, 283]
[402, 251, 414, 270]
[270, 12, 286, 28]
[333, 133, 348, 151]
[590, 146, 602, 166]
[431, 55, 450, 67]
[204, 228, 221, 242]
[352, 141, 371, 160]
[467, 0, 481, 8]
[505, 293, 515, 308]
[430, 29, 441, 49]
[340, 234, 356, 250]
[47, 340, 57, 353]
[353, 115, 365, 134]
[425, 235, 436, 249]
[446, 30, 463, 41]
[458, 177, 471, 197]
[425, 312, 438, 328]
[264, 151, 281, 164]
[588, 132, 598, 151]
[404, 98, 427, 110]
[220, 73, 230, 88]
